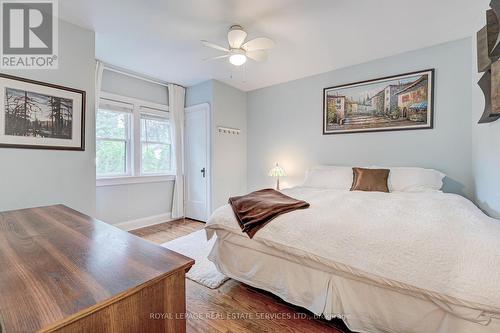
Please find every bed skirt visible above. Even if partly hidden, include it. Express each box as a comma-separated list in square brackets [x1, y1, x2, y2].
[208, 230, 500, 333]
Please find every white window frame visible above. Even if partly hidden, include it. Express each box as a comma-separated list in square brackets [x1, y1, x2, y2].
[96, 92, 174, 187]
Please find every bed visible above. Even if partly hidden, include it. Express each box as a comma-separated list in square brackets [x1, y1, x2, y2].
[205, 166, 500, 333]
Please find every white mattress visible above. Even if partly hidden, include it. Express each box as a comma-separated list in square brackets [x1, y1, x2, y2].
[206, 187, 500, 332]
[208, 229, 500, 333]
[206, 187, 500, 316]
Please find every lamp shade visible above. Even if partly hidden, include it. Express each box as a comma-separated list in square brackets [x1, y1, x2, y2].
[268, 163, 286, 177]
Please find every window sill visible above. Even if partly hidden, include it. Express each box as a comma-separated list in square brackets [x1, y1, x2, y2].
[96, 175, 175, 187]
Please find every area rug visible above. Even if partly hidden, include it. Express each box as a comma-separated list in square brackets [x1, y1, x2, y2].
[161, 229, 229, 289]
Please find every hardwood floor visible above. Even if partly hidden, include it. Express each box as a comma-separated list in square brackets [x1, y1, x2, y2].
[130, 218, 205, 243]
[131, 219, 351, 333]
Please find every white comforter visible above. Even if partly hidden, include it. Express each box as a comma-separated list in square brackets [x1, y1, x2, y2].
[206, 187, 500, 316]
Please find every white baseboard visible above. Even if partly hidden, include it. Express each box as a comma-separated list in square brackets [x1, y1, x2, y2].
[114, 212, 174, 231]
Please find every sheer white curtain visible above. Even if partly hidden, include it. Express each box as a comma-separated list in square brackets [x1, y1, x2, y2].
[95, 61, 104, 110]
[95, 61, 104, 173]
[169, 84, 186, 219]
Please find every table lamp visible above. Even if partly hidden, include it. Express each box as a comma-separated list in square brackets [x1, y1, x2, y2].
[268, 163, 286, 190]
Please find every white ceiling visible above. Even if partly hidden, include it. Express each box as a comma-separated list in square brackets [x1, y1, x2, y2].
[60, 0, 489, 91]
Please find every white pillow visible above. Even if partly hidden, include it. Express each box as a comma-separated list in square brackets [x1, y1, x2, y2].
[371, 166, 445, 192]
[303, 166, 354, 190]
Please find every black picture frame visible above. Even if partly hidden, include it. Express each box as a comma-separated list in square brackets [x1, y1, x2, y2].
[323, 69, 435, 135]
[0, 73, 86, 150]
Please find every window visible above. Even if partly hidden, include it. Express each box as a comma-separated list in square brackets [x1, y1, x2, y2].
[140, 113, 171, 175]
[96, 109, 131, 177]
[96, 93, 173, 183]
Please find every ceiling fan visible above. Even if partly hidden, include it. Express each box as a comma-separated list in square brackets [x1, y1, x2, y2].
[202, 25, 275, 66]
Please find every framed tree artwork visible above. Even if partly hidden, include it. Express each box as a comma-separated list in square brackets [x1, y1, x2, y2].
[0, 74, 86, 150]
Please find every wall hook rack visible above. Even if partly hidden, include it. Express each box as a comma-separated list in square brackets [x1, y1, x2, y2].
[217, 126, 241, 135]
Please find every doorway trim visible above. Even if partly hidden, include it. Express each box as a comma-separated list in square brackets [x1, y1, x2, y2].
[184, 103, 211, 221]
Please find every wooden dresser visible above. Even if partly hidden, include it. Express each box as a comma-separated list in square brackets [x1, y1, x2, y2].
[0, 205, 194, 333]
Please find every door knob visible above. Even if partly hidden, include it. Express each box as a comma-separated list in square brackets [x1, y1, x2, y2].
[201, 167, 206, 178]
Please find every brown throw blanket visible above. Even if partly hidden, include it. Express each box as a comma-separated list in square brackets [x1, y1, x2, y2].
[228, 189, 310, 238]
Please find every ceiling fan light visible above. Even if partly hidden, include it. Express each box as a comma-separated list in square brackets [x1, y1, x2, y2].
[229, 54, 247, 66]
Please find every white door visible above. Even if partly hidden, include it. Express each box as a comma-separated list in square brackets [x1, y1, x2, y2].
[184, 103, 210, 222]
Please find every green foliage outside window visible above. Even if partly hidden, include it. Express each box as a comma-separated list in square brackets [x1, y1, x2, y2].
[142, 143, 171, 174]
[96, 140, 126, 175]
[141, 116, 171, 174]
[96, 109, 126, 139]
[96, 109, 128, 176]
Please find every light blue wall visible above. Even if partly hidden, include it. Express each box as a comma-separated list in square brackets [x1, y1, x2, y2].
[471, 35, 500, 218]
[186, 80, 213, 107]
[472, 110, 500, 218]
[212, 81, 247, 210]
[96, 181, 174, 224]
[101, 69, 168, 105]
[247, 38, 474, 198]
[0, 20, 96, 215]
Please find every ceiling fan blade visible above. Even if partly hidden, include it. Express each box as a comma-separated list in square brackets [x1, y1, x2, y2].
[201, 40, 229, 52]
[242, 37, 275, 51]
[246, 50, 268, 62]
[228, 29, 247, 48]
[203, 54, 230, 61]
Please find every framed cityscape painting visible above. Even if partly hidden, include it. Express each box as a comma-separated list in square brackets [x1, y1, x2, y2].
[323, 69, 434, 134]
[0, 73, 86, 150]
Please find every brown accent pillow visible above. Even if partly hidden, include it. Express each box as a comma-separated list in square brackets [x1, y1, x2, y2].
[350, 167, 390, 193]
